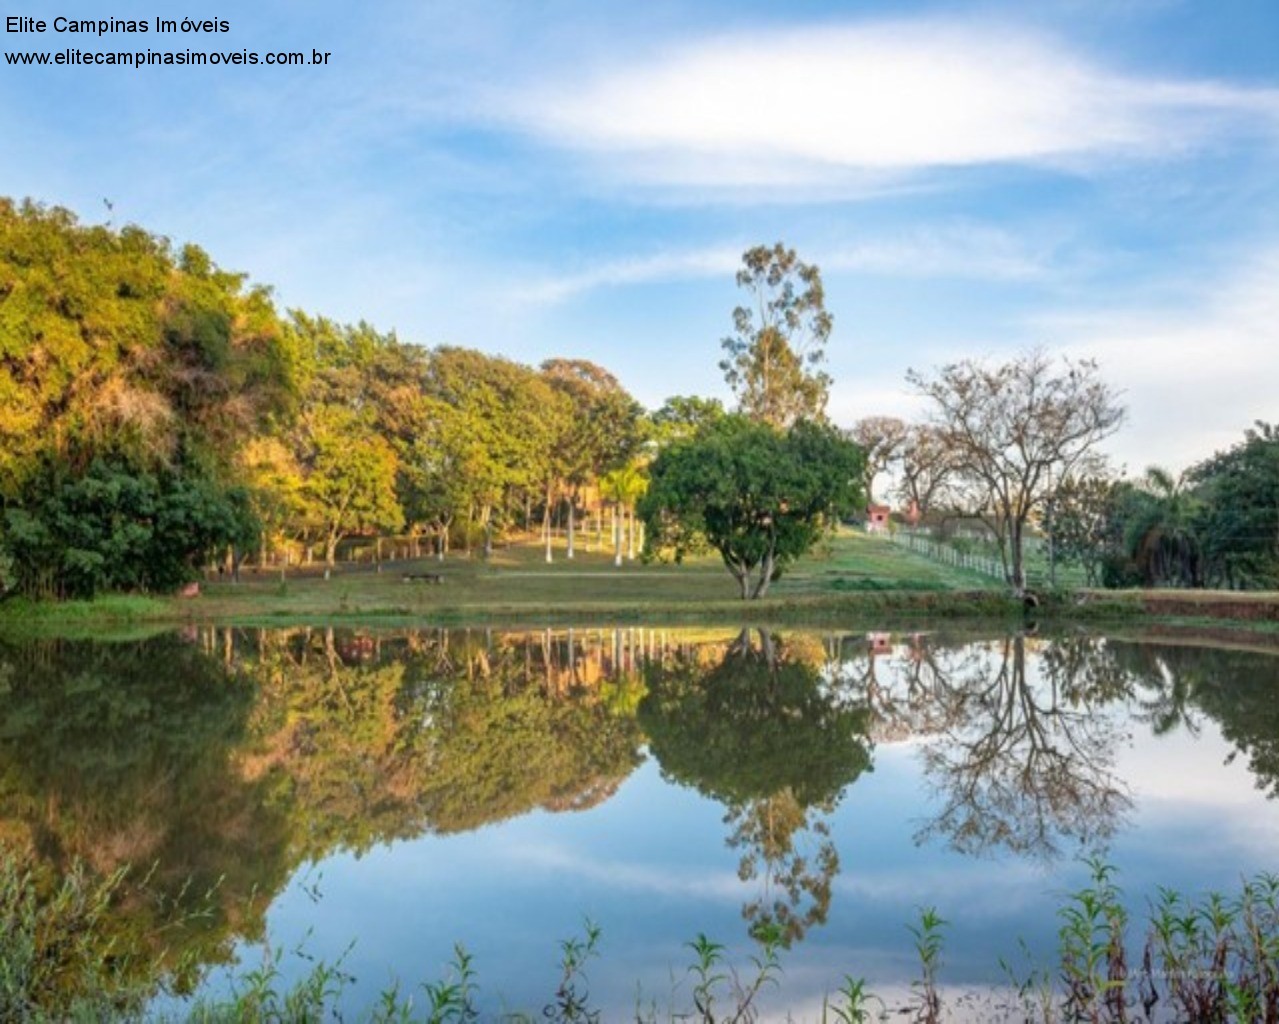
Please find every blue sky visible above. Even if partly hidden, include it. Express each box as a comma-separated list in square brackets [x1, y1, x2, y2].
[3, 0, 1277, 470]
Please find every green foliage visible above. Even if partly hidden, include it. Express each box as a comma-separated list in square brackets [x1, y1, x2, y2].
[3, 459, 257, 598]
[1048, 474, 1122, 587]
[640, 630, 871, 946]
[0, 858, 154, 1021]
[1188, 421, 1279, 589]
[648, 395, 726, 447]
[0, 199, 298, 597]
[907, 906, 947, 1024]
[641, 416, 863, 599]
[719, 243, 832, 428]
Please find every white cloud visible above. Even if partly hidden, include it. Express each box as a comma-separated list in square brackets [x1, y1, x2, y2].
[513, 222, 1056, 306]
[1036, 246, 1279, 471]
[500, 19, 1279, 190]
[825, 223, 1053, 281]
[511, 245, 741, 304]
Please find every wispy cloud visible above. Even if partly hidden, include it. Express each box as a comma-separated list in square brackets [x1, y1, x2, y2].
[1035, 245, 1279, 470]
[499, 19, 1279, 192]
[514, 222, 1057, 306]
[511, 246, 741, 304]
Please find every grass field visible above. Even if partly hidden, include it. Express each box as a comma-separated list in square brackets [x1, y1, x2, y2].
[0, 530, 1013, 632]
[4, 529, 1277, 634]
[188, 528, 1003, 623]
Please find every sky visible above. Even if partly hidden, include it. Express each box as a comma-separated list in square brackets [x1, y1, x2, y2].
[2, 0, 1277, 471]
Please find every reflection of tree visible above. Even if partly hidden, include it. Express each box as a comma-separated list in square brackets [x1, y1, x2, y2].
[911, 635, 1133, 861]
[1106, 640, 1279, 798]
[238, 627, 646, 844]
[0, 635, 290, 995]
[639, 630, 872, 945]
[0, 626, 650, 1009]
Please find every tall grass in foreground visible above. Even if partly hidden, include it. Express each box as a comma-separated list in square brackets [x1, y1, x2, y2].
[3, 853, 1279, 1022]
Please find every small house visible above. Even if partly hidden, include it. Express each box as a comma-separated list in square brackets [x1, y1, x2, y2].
[866, 504, 892, 532]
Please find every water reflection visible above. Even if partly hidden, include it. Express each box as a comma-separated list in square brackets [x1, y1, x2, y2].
[0, 635, 285, 991]
[1, 626, 1278, 1011]
[640, 629, 872, 944]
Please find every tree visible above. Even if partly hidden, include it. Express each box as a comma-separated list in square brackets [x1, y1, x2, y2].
[907, 350, 1124, 592]
[413, 347, 563, 558]
[648, 395, 726, 447]
[599, 461, 647, 567]
[895, 424, 957, 519]
[719, 244, 832, 428]
[849, 416, 909, 505]
[540, 359, 644, 559]
[294, 405, 403, 565]
[639, 629, 871, 945]
[1123, 466, 1203, 588]
[1047, 474, 1122, 587]
[3, 458, 256, 598]
[640, 416, 863, 599]
[1187, 421, 1279, 589]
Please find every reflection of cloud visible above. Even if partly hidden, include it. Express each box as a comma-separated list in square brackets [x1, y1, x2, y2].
[833, 862, 1049, 919]
[502, 19, 1279, 190]
[503, 840, 743, 902]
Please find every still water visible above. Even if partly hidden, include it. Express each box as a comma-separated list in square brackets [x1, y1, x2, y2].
[1, 626, 1277, 1019]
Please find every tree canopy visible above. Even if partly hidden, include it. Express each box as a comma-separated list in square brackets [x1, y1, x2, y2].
[640, 416, 863, 598]
[719, 244, 832, 428]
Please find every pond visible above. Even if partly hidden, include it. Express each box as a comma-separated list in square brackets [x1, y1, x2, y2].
[1, 625, 1277, 1020]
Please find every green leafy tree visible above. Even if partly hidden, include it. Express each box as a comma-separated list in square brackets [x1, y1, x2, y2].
[648, 395, 726, 447]
[418, 348, 565, 557]
[540, 359, 644, 559]
[599, 461, 648, 566]
[719, 244, 833, 428]
[1048, 474, 1123, 587]
[1123, 466, 1203, 588]
[640, 416, 862, 599]
[294, 405, 403, 565]
[3, 459, 256, 598]
[1188, 421, 1279, 588]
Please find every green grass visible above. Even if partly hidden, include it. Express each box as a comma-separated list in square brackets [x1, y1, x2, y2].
[1, 530, 1013, 634]
[5, 530, 1277, 635]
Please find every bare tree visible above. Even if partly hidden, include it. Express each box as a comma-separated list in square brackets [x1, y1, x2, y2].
[896, 424, 958, 518]
[848, 415, 909, 504]
[907, 350, 1124, 592]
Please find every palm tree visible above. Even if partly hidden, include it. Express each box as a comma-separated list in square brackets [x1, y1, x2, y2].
[598, 462, 648, 567]
[1124, 466, 1202, 587]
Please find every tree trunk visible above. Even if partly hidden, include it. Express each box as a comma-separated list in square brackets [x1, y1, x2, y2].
[544, 485, 554, 564]
[324, 529, 339, 567]
[1009, 518, 1025, 592]
[567, 496, 576, 559]
[751, 548, 776, 599]
[613, 505, 623, 567]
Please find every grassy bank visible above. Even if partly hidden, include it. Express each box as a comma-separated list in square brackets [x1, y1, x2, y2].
[3, 531, 1278, 635]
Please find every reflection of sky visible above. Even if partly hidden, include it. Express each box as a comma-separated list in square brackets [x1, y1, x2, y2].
[180, 655, 1279, 1022]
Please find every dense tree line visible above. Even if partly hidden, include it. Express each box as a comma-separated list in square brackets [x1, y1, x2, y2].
[0, 211, 861, 602]
[0, 201, 656, 596]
